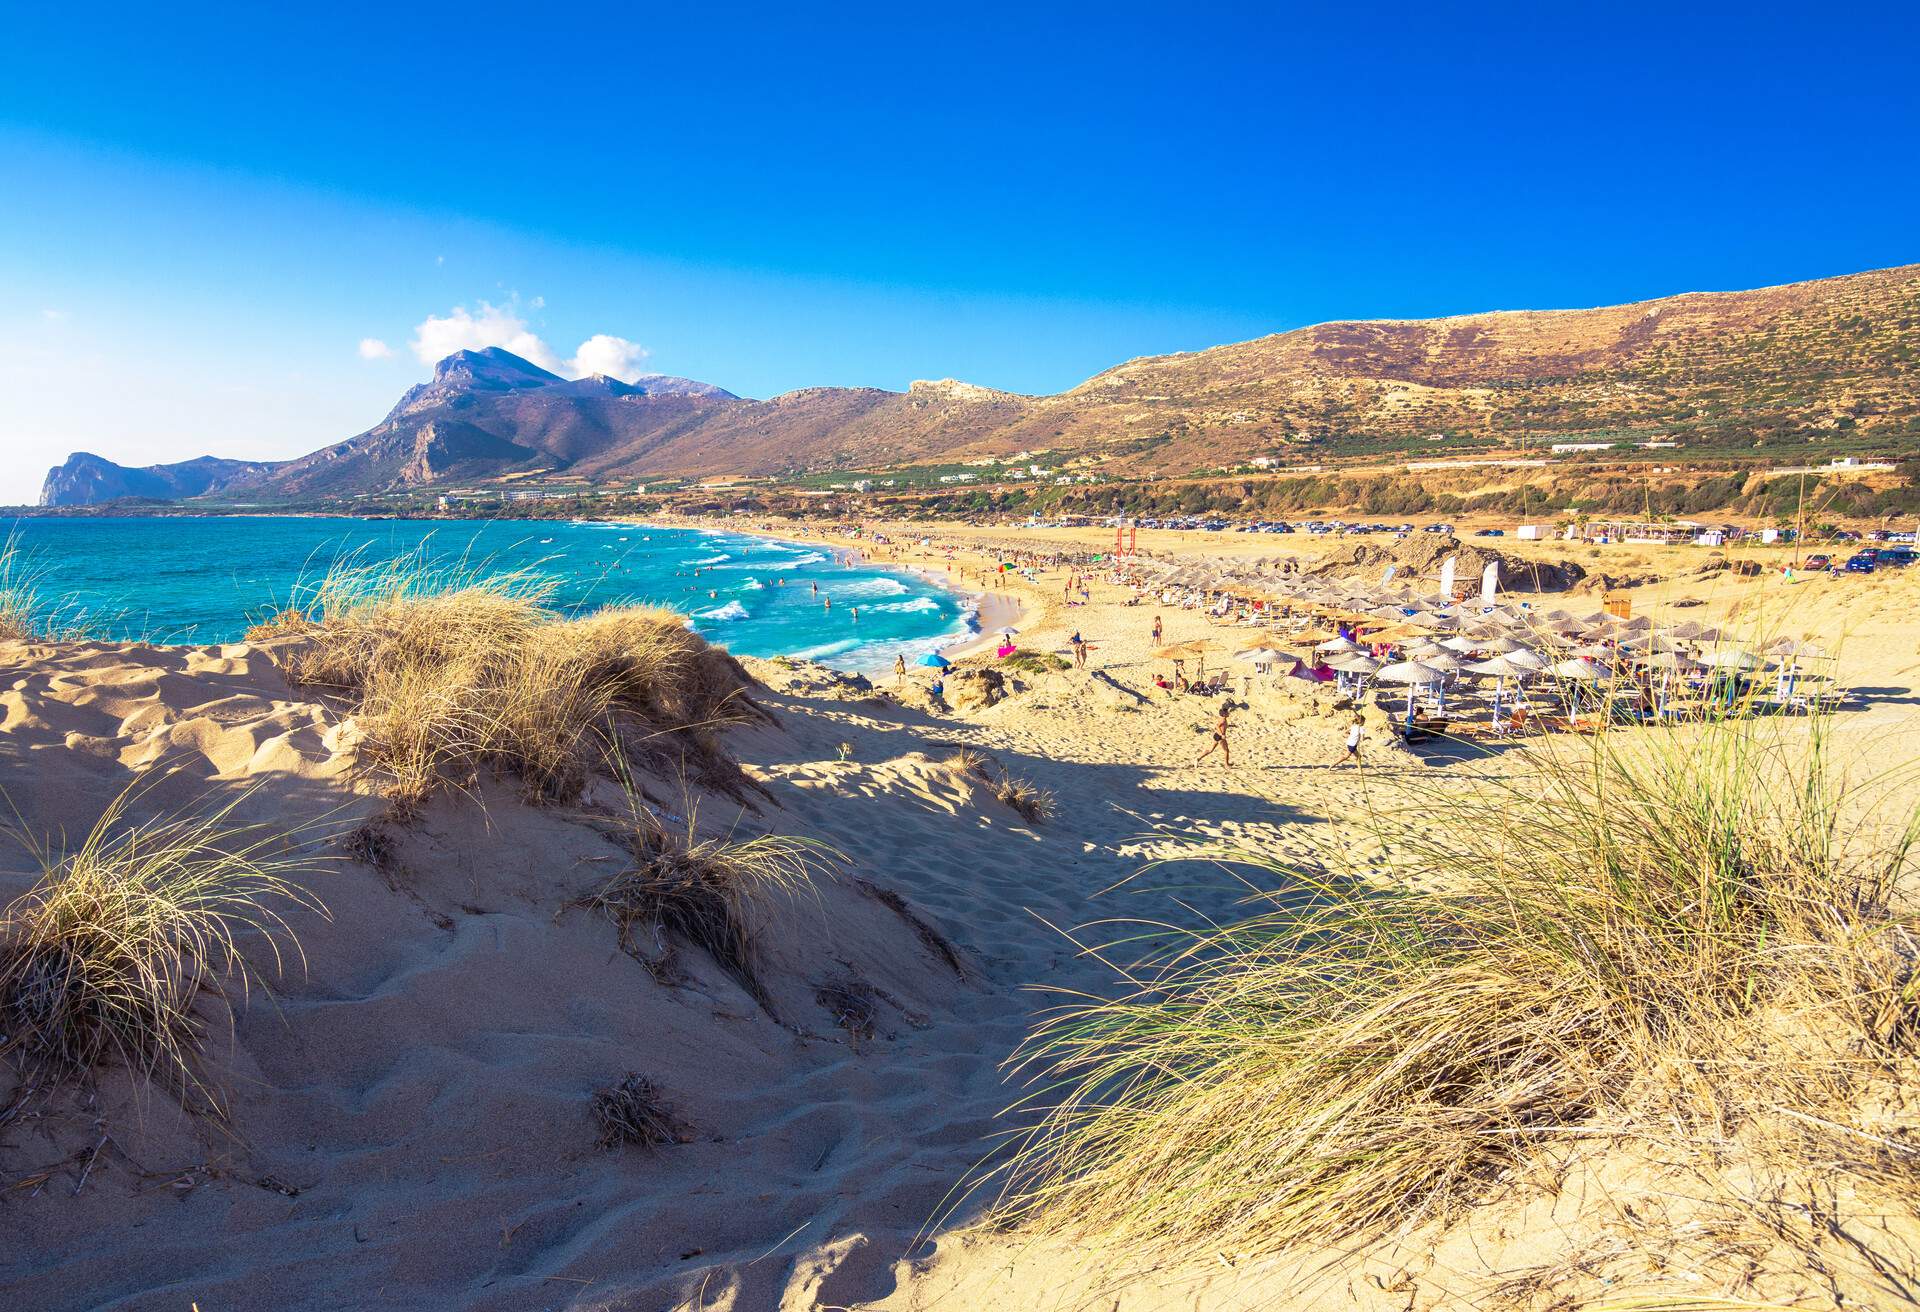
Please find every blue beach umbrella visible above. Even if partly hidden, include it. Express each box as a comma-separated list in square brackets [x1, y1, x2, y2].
[918, 652, 951, 669]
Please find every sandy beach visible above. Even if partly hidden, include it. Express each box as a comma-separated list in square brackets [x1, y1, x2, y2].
[1, 519, 1917, 1311]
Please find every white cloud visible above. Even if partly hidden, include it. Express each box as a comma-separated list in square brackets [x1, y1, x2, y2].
[42, 308, 70, 323]
[410, 301, 567, 374]
[408, 301, 652, 383]
[358, 337, 393, 360]
[570, 333, 651, 381]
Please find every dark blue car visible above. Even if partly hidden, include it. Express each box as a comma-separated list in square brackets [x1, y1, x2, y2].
[1844, 550, 1879, 573]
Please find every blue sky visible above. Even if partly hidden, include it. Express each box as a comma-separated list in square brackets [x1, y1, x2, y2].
[2, 3, 1916, 503]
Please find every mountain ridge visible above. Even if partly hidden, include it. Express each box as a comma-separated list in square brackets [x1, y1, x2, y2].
[39, 263, 1920, 506]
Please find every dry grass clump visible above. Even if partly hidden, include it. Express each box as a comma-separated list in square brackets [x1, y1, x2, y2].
[0, 787, 322, 1107]
[995, 715, 1920, 1269]
[574, 771, 843, 1016]
[941, 747, 1055, 824]
[815, 974, 880, 1045]
[994, 773, 1057, 825]
[941, 747, 994, 781]
[250, 552, 763, 811]
[592, 1072, 691, 1149]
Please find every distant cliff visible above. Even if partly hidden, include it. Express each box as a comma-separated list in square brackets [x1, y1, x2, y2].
[39, 453, 286, 507]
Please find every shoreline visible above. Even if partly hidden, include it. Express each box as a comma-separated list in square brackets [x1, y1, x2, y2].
[940, 586, 1025, 657]
[662, 515, 1031, 668]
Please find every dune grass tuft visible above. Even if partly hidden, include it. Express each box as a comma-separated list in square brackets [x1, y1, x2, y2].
[249, 550, 764, 811]
[995, 713, 1920, 1266]
[574, 766, 844, 1016]
[942, 747, 1055, 824]
[941, 747, 995, 781]
[0, 787, 323, 1107]
[592, 1072, 691, 1149]
[994, 773, 1057, 825]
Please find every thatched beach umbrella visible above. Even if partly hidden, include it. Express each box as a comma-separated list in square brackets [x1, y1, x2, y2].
[1636, 649, 1700, 714]
[1699, 648, 1767, 671]
[1235, 645, 1288, 675]
[1377, 658, 1449, 720]
[1551, 657, 1610, 681]
[1465, 651, 1542, 717]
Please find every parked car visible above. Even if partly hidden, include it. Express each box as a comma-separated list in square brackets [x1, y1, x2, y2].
[1879, 547, 1917, 568]
[1802, 553, 1831, 571]
[1474, 528, 1505, 537]
[1844, 550, 1879, 573]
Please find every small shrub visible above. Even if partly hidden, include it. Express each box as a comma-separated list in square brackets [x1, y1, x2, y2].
[1003, 652, 1071, 675]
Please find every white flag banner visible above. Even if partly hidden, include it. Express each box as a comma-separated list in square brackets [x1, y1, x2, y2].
[1480, 561, 1500, 606]
[1381, 564, 1397, 585]
[1439, 556, 1457, 598]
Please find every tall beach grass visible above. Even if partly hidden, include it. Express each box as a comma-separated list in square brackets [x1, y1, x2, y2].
[0, 785, 324, 1108]
[995, 711, 1920, 1273]
[0, 531, 93, 642]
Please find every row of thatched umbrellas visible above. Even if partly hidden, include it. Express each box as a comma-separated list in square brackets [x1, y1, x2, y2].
[1156, 575, 1833, 721]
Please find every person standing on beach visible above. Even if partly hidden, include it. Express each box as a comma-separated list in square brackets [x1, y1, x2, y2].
[1151, 615, 1163, 645]
[894, 653, 907, 684]
[1196, 703, 1232, 767]
[1341, 714, 1365, 767]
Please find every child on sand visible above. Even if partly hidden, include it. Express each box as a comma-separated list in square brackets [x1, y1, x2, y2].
[1196, 703, 1232, 767]
[1341, 714, 1365, 767]
[1151, 615, 1163, 645]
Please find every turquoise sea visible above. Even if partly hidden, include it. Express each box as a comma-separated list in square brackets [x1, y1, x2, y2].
[5, 516, 973, 673]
